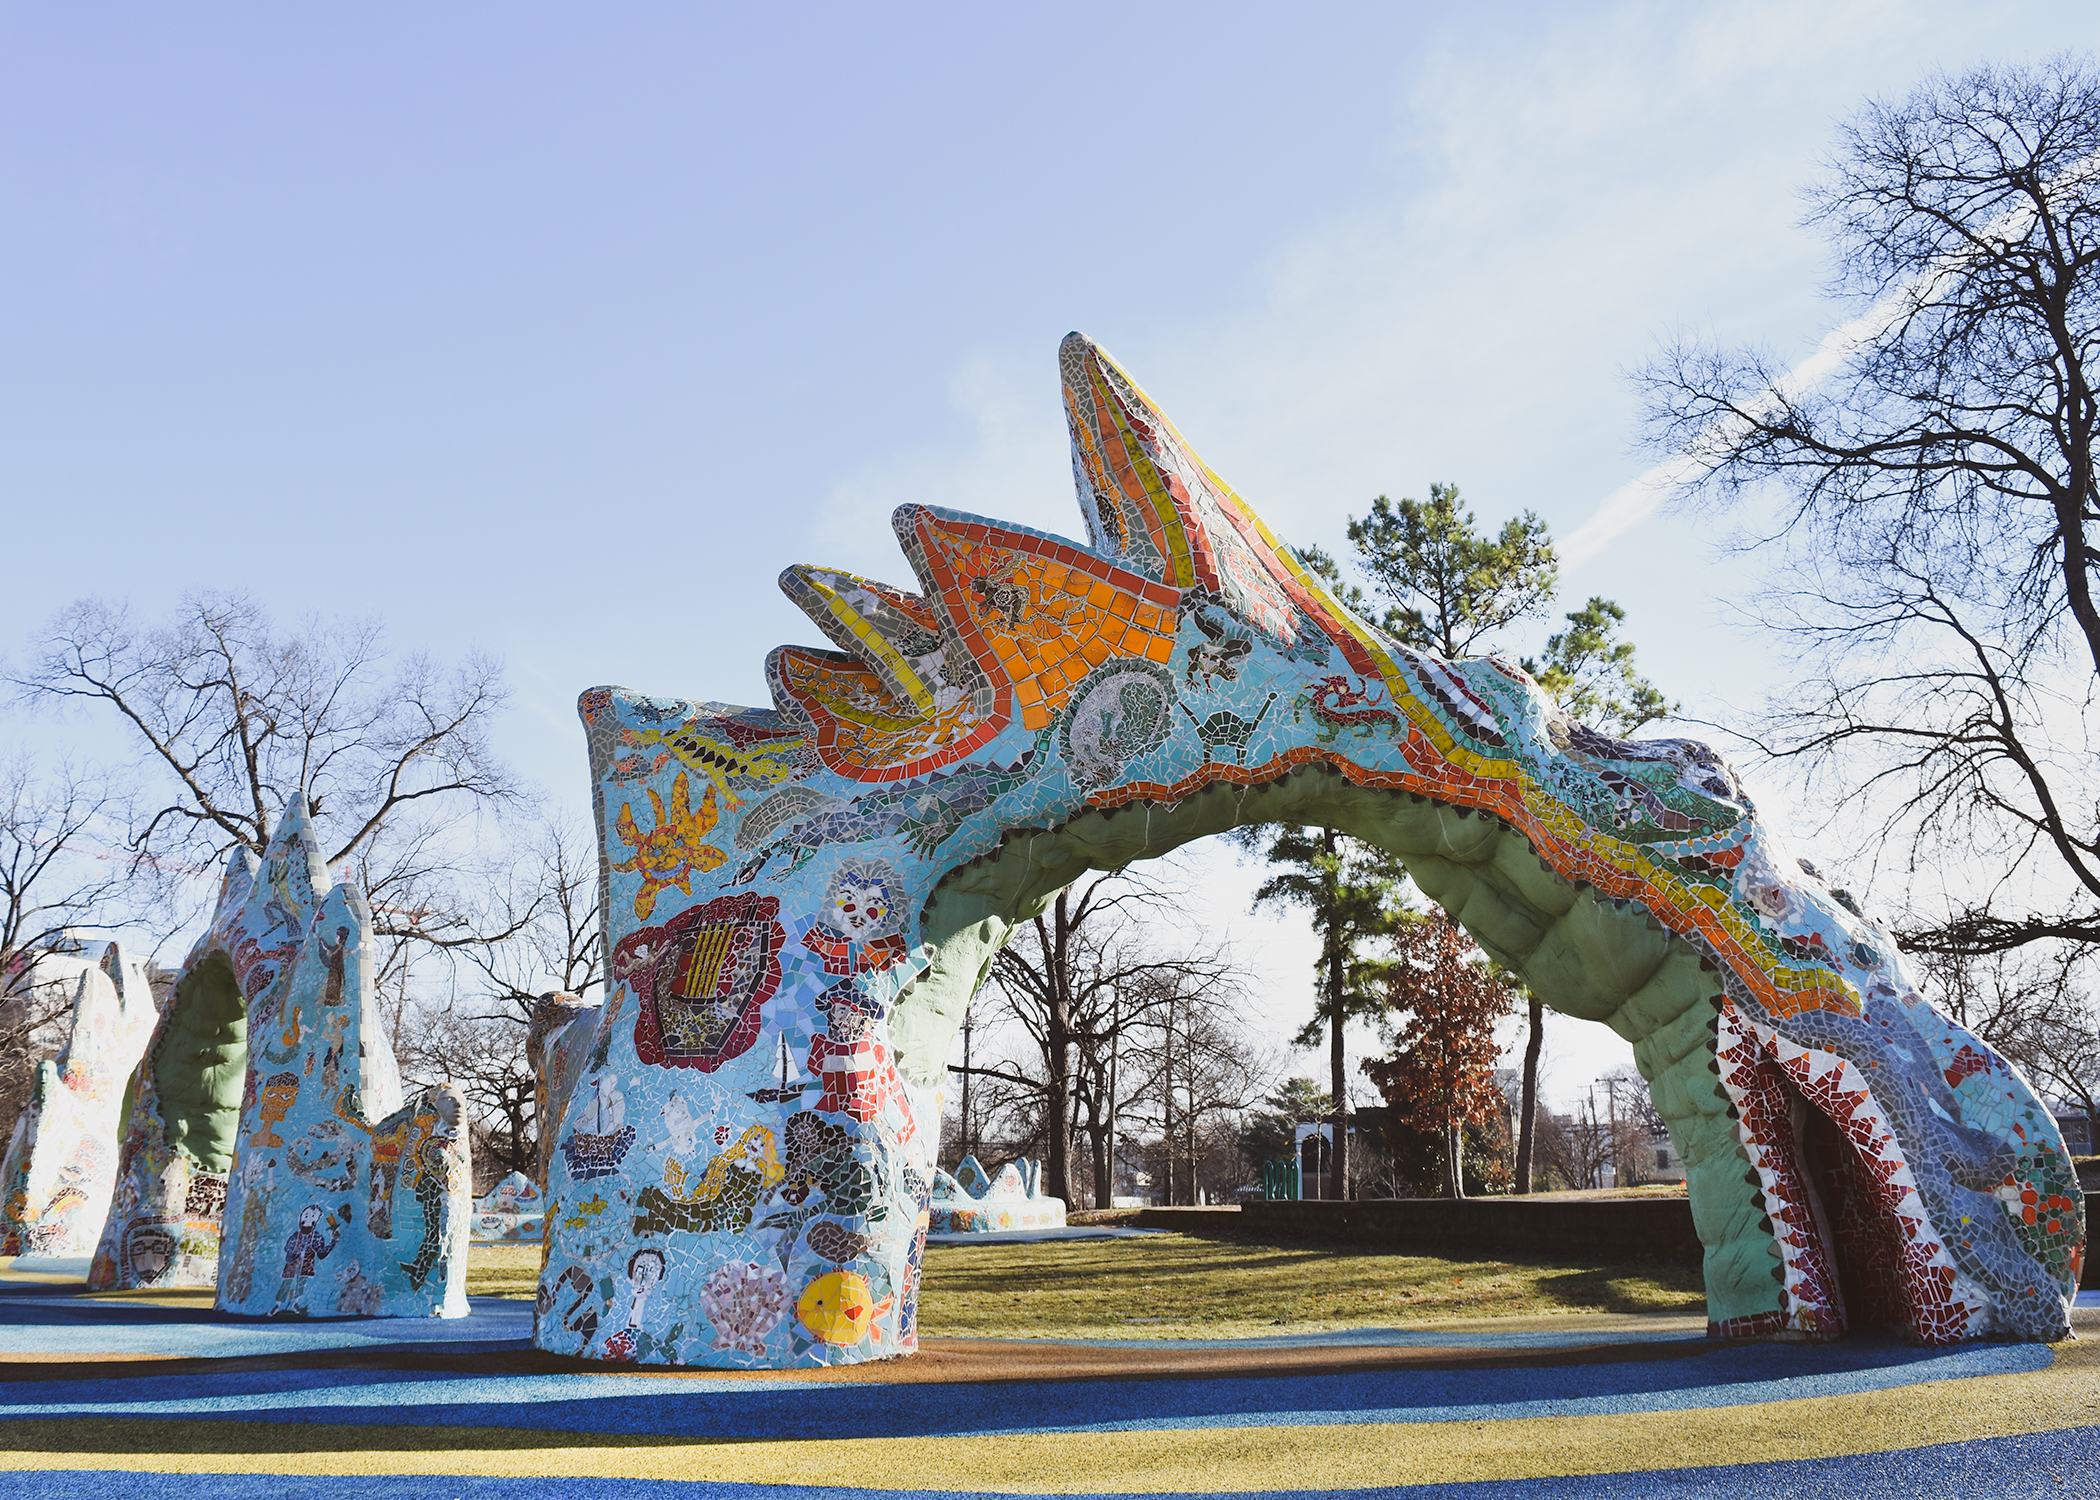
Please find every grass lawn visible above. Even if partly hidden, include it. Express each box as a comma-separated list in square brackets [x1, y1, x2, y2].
[468, 1234, 1705, 1340]
[469, 1243, 544, 1300]
[917, 1233, 1704, 1339]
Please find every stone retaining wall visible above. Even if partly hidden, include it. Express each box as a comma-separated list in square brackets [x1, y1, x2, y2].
[1136, 1197, 2100, 1288]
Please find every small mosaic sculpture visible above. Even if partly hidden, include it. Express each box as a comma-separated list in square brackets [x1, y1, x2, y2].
[928, 1156, 1066, 1234]
[90, 801, 471, 1316]
[0, 944, 160, 1256]
[472, 1169, 547, 1244]
[538, 333, 2081, 1368]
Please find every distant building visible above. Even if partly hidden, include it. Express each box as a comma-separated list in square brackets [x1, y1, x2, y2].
[1646, 1129, 1688, 1184]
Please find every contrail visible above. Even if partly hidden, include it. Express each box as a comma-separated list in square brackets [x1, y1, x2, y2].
[1560, 159, 2096, 568]
[1559, 287, 1949, 567]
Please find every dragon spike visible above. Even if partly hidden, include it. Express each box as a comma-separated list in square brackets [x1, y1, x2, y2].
[776, 565, 949, 717]
[1059, 332, 1190, 583]
[207, 842, 262, 933]
[771, 335, 1396, 772]
[1057, 332, 1324, 649]
[97, 941, 137, 1012]
[258, 794, 333, 925]
[895, 501, 1181, 732]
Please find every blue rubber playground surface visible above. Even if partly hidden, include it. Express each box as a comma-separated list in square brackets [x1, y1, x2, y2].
[4, 1257, 2097, 1498]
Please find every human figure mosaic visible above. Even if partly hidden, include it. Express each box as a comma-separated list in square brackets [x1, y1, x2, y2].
[535, 332, 2083, 1369]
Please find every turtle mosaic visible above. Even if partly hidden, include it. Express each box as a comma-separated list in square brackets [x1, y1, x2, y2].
[536, 332, 2083, 1369]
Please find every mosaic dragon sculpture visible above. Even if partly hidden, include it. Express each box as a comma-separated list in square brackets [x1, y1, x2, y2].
[90, 800, 471, 1316]
[540, 333, 2083, 1368]
[0, 943, 159, 1256]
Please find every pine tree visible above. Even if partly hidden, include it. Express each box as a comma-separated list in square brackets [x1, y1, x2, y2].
[1338, 491, 1670, 1192]
[1236, 825, 1411, 1198]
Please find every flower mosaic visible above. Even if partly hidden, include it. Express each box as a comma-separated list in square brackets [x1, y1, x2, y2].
[534, 332, 2081, 1369]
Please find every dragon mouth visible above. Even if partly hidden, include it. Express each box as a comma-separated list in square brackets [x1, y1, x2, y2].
[1714, 997, 2079, 1343]
[1717, 1000, 1953, 1340]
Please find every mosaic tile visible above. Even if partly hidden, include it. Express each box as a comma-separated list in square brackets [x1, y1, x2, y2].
[0, 945, 158, 1255]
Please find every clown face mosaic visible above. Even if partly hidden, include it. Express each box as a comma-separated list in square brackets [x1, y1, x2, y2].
[536, 332, 2082, 1370]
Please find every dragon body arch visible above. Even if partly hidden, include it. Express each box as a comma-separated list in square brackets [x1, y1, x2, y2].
[539, 334, 2082, 1367]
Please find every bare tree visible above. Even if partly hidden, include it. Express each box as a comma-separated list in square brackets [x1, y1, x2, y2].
[453, 814, 605, 1027]
[1914, 942, 2099, 1123]
[0, 758, 125, 1144]
[394, 813, 606, 1186]
[14, 592, 521, 953]
[965, 871, 1252, 1207]
[1596, 1065, 1669, 1188]
[0, 757, 121, 991]
[1122, 965, 1271, 1206]
[1638, 57, 2100, 958]
[1534, 1098, 1615, 1192]
[967, 878, 1116, 1204]
[399, 1003, 535, 1187]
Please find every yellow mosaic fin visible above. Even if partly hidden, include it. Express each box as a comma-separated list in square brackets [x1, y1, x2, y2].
[777, 566, 943, 717]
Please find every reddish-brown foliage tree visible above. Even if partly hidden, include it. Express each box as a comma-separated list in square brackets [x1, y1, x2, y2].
[1361, 912, 1519, 1198]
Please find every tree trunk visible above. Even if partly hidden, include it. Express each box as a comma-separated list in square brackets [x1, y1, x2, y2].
[1099, 1025, 1119, 1210]
[1328, 1006, 1347, 1199]
[958, 1000, 973, 1163]
[1045, 1003, 1073, 1201]
[1043, 895, 1076, 1205]
[1444, 1120, 1464, 1199]
[1322, 826, 1349, 1200]
[1514, 993, 1542, 1194]
[1082, 1076, 1112, 1211]
[1160, 993, 1177, 1205]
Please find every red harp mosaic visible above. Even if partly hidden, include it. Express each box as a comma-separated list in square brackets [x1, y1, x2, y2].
[617, 892, 785, 1071]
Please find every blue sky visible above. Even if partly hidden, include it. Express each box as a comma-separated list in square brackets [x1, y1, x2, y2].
[5, 2, 2095, 1104]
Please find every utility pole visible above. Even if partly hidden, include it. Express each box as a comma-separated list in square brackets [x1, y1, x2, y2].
[1605, 1081, 1616, 1188]
[959, 994, 974, 1163]
[1595, 1076, 1624, 1189]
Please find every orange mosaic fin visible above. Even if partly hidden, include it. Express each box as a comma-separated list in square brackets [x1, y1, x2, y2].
[769, 336, 1409, 767]
[894, 505, 1182, 733]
